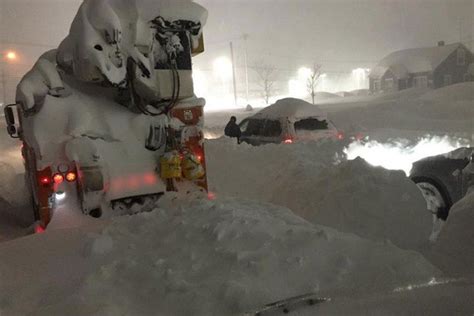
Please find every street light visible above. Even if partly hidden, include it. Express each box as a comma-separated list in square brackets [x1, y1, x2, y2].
[213, 56, 233, 81]
[5, 51, 18, 61]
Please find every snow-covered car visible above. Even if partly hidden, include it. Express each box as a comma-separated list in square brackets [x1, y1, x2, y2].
[410, 147, 474, 220]
[239, 98, 342, 146]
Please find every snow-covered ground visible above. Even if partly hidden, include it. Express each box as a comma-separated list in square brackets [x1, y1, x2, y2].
[1, 83, 474, 314]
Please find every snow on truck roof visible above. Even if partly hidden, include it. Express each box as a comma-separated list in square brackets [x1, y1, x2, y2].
[252, 98, 327, 120]
[370, 42, 464, 79]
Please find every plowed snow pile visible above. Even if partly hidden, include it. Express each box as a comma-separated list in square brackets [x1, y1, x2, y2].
[0, 195, 440, 316]
[433, 191, 474, 276]
[206, 138, 432, 250]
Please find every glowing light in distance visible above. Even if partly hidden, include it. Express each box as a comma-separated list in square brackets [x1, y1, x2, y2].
[345, 136, 467, 175]
[288, 79, 307, 98]
[213, 57, 233, 81]
[5, 51, 17, 61]
[298, 67, 312, 80]
[192, 68, 208, 96]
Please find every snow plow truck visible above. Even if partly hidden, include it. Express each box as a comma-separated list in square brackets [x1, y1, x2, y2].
[3, 0, 209, 231]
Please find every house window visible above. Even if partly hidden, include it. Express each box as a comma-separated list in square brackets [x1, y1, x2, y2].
[457, 48, 466, 66]
[414, 76, 428, 88]
[444, 74, 452, 86]
[384, 78, 394, 90]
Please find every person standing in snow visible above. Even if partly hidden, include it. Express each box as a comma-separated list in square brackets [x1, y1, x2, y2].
[224, 116, 242, 143]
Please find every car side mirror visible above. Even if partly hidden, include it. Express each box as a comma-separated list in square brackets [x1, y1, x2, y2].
[4, 104, 20, 138]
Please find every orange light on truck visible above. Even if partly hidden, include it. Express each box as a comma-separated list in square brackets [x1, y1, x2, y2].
[53, 173, 64, 184]
[65, 172, 77, 182]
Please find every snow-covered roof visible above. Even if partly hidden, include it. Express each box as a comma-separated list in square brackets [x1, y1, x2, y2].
[252, 98, 327, 120]
[370, 43, 464, 79]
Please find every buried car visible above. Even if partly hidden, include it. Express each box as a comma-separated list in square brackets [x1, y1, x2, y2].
[239, 98, 342, 146]
[410, 147, 474, 220]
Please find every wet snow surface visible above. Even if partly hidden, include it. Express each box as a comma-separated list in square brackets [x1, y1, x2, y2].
[1, 83, 474, 315]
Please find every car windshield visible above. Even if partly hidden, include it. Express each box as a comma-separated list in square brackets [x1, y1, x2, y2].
[294, 118, 329, 130]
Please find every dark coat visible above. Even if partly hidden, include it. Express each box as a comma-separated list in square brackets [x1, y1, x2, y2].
[224, 121, 242, 139]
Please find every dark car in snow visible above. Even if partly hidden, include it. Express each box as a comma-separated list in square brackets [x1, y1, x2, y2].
[410, 147, 474, 220]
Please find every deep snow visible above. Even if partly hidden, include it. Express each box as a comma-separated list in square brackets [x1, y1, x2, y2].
[0, 195, 441, 316]
[206, 138, 432, 251]
[1, 83, 474, 314]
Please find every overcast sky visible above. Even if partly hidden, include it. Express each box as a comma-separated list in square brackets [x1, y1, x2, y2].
[1, 0, 473, 100]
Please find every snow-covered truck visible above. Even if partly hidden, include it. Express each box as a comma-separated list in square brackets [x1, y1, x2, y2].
[3, 0, 209, 230]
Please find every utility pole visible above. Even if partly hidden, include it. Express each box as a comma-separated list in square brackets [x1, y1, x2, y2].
[229, 41, 238, 107]
[243, 34, 249, 104]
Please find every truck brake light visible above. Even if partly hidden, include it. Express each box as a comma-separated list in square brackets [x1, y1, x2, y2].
[40, 177, 51, 185]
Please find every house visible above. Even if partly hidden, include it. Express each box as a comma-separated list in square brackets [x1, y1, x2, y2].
[369, 42, 474, 93]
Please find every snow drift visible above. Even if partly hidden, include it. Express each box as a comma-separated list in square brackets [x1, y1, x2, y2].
[206, 138, 432, 250]
[0, 195, 440, 316]
[271, 157, 432, 250]
[432, 191, 474, 276]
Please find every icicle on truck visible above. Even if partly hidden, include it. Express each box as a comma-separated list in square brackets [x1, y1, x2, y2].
[4, 0, 209, 230]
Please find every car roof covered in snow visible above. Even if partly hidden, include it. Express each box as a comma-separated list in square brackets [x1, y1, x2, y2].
[369, 43, 465, 79]
[251, 98, 327, 120]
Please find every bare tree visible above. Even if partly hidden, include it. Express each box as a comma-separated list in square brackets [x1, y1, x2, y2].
[253, 62, 277, 105]
[306, 64, 322, 104]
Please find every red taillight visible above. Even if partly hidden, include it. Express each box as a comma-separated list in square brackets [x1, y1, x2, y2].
[34, 225, 45, 234]
[337, 132, 344, 140]
[284, 138, 293, 144]
[53, 173, 64, 184]
[40, 177, 51, 185]
[208, 191, 216, 200]
[65, 172, 77, 182]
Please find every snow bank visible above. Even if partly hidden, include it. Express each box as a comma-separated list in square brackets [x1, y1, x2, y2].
[432, 191, 474, 276]
[0, 196, 440, 315]
[206, 139, 432, 250]
[325, 83, 474, 138]
[272, 158, 432, 250]
[206, 138, 343, 202]
[0, 162, 26, 207]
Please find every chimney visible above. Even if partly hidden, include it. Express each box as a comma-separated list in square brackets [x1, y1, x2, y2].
[438, 41, 445, 47]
